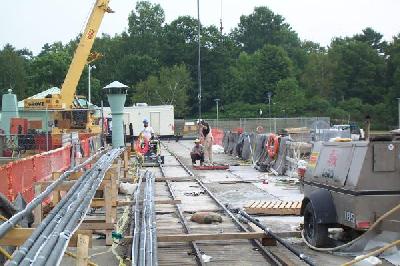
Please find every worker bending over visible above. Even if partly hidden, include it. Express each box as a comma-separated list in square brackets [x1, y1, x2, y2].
[190, 139, 204, 165]
[200, 120, 213, 164]
[141, 118, 154, 140]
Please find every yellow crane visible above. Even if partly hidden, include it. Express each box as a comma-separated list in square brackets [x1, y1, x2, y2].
[24, 0, 113, 133]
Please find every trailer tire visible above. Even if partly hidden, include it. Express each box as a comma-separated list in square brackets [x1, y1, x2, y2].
[304, 202, 329, 247]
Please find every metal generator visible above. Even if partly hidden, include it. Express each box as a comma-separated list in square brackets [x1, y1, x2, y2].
[301, 137, 400, 247]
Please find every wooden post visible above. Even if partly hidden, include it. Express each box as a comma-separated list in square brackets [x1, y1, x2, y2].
[51, 172, 62, 205]
[33, 185, 43, 227]
[76, 234, 89, 266]
[123, 149, 129, 179]
[104, 183, 113, 245]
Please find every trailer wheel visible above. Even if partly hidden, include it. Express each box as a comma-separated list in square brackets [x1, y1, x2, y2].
[304, 202, 329, 247]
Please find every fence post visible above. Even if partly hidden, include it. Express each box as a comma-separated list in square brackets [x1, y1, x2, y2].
[274, 118, 277, 133]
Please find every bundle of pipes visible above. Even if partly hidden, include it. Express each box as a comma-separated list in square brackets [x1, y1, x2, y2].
[6, 148, 124, 266]
[0, 148, 106, 240]
[131, 171, 158, 266]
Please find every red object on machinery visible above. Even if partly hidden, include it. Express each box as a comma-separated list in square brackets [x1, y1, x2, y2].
[10, 118, 28, 134]
[266, 134, 280, 159]
[297, 167, 306, 178]
[135, 138, 149, 154]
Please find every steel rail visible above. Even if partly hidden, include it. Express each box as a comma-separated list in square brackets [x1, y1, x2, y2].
[237, 209, 316, 266]
[159, 163, 206, 266]
[162, 143, 287, 266]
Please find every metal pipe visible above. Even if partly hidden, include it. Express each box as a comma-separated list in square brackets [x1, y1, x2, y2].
[138, 172, 149, 266]
[15, 154, 109, 266]
[150, 173, 158, 266]
[131, 172, 145, 266]
[237, 209, 316, 266]
[0, 148, 105, 239]
[40, 149, 122, 265]
[9, 149, 122, 266]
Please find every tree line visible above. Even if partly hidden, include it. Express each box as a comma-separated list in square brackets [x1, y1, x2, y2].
[1, 1, 399, 129]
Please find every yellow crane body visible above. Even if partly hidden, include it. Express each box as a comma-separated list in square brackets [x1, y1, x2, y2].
[23, 0, 113, 134]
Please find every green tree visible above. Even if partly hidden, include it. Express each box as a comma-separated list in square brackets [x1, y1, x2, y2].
[328, 38, 386, 103]
[300, 52, 333, 98]
[232, 6, 299, 53]
[133, 64, 192, 117]
[273, 78, 306, 116]
[127, 1, 165, 58]
[30, 42, 71, 93]
[256, 44, 293, 94]
[0, 44, 31, 101]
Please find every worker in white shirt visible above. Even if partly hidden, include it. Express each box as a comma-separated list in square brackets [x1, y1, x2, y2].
[141, 118, 154, 140]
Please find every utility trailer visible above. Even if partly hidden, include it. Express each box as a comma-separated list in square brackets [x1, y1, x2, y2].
[301, 137, 400, 247]
[103, 104, 174, 138]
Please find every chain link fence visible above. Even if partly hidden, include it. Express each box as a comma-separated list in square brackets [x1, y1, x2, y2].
[175, 117, 330, 135]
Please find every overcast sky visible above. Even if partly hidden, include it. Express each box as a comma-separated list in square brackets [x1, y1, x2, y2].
[1, 0, 400, 55]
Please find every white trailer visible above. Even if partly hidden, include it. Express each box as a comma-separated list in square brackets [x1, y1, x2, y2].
[103, 104, 174, 137]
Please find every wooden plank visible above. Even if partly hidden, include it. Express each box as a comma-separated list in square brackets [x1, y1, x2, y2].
[33, 185, 42, 227]
[79, 223, 114, 230]
[104, 183, 113, 246]
[125, 232, 267, 242]
[154, 177, 196, 182]
[117, 199, 182, 207]
[244, 201, 302, 215]
[249, 201, 257, 208]
[76, 234, 89, 266]
[52, 172, 62, 205]
[123, 150, 129, 179]
[0, 228, 92, 247]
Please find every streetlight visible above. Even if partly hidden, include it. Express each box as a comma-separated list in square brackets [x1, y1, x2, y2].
[88, 64, 96, 104]
[397, 98, 400, 129]
[197, 0, 202, 119]
[267, 91, 272, 132]
[214, 98, 220, 129]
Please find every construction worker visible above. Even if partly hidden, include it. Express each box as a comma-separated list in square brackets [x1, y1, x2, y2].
[141, 118, 154, 140]
[190, 139, 204, 165]
[201, 120, 213, 164]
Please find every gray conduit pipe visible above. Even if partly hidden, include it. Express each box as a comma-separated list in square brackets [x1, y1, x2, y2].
[8, 149, 121, 266]
[0, 148, 105, 239]
[13, 153, 110, 266]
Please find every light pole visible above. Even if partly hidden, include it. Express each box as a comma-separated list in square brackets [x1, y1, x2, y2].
[267, 91, 272, 132]
[197, 0, 202, 119]
[88, 64, 96, 104]
[214, 98, 220, 128]
[397, 98, 400, 128]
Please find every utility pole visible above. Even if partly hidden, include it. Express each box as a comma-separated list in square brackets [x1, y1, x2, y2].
[397, 98, 400, 129]
[214, 98, 220, 129]
[197, 0, 202, 119]
[267, 92, 272, 133]
[88, 64, 96, 104]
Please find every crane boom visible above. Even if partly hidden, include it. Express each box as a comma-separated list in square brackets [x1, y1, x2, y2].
[60, 0, 112, 108]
